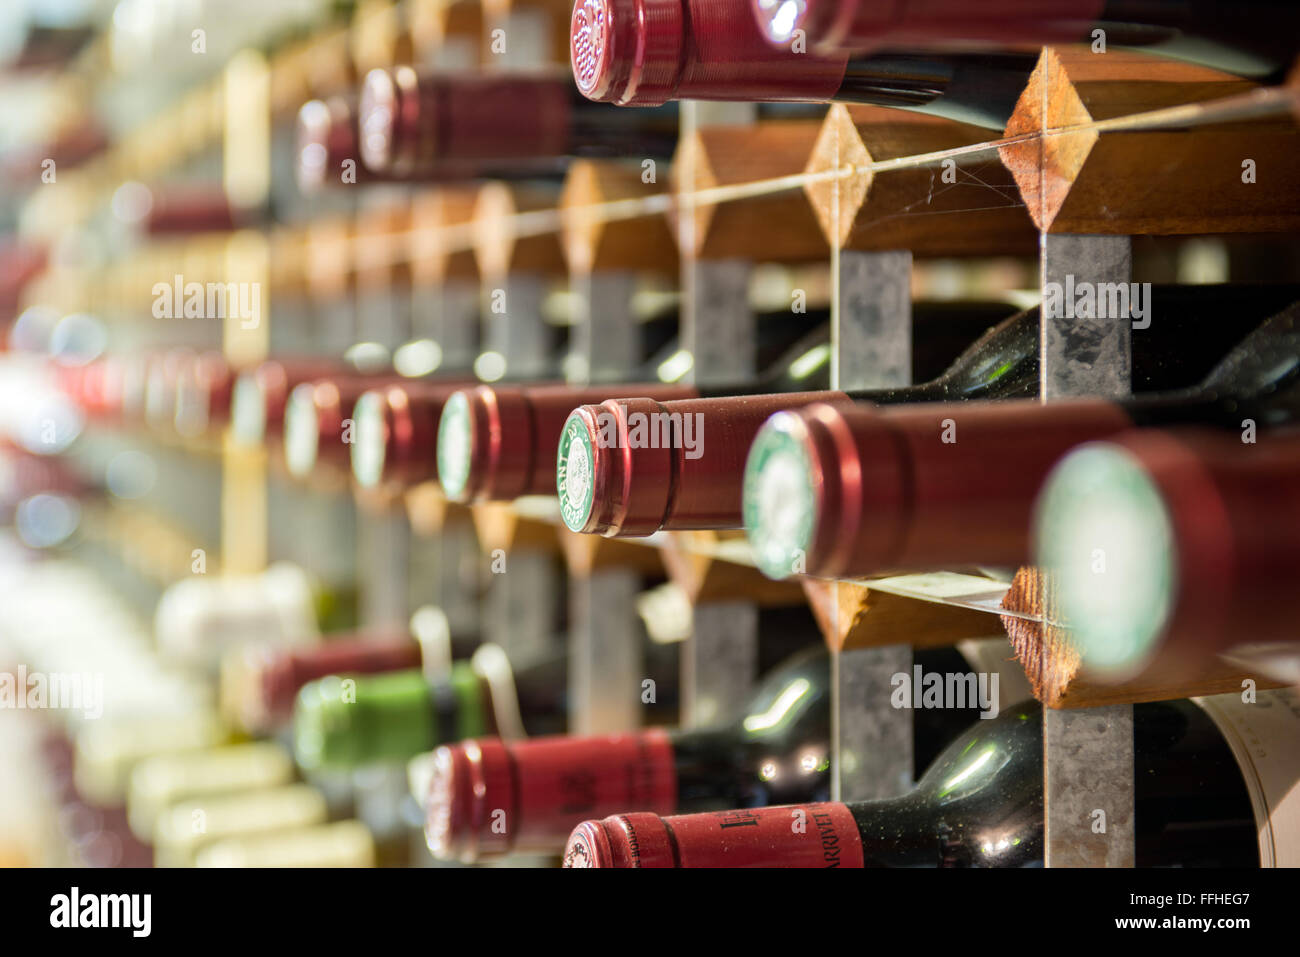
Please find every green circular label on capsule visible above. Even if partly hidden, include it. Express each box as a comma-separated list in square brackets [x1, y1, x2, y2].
[351, 391, 386, 488]
[743, 416, 816, 581]
[231, 374, 265, 446]
[1033, 444, 1175, 678]
[557, 413, 595, 532]
[437, 391, 472, 499]
[284, 387, 319, 477]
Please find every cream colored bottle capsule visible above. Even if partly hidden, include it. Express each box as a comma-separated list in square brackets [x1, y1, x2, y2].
[195, 820, 376, 868]
[153, 785, 328, 867]
[127, 742, 293, 841]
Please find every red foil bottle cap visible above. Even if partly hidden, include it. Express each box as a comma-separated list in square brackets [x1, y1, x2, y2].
[361, 68, 573, 175]
[572, 0, 848, 106]
[253, 633, 422, 729]
[561, 398, 677, 536]
[439, 383, 697, 503]
[755, 0, 1106, 55]
[426, 732, 678, 862]
[296, 96, 362, 193]
[565, 803, 866, 867]
[352, 380, 468, 490]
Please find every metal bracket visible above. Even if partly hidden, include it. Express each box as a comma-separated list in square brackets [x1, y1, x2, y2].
[569, 270, 641, 384]
[1041, 232, 1136, 867]
[569, 569, 645, 733]
[832, 249, 915, 801]
[684, 602, 760, 727]
[483, 274, 553, 380]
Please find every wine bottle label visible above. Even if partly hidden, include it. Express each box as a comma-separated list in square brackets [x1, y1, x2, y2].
[1193, 688, 1300, 867]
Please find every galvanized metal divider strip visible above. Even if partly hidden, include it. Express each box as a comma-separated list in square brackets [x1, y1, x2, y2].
[833, 250, 915, 801]
[1041, 231, 1136, 867]
[568, 267, 648, 733]
[679, 101, 762, 726]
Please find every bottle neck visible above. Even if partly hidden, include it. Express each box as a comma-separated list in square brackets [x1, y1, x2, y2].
[1125, 301, 1300, 428]
[836, 52, 1036, 130]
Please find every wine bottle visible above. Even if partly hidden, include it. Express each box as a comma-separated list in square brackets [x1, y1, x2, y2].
[743, 296, 1300, 579]
[225, 630, 441, 733]
[563, 284, 1293, 538]
[1034, 426, 1300, 684]
[358, 68, 680, 178]
[436, 302, 990, 504]
[571, 0, 1037, 128]
[194, 820, 376, 868]
[351, 308, 681, 491]
[230, 358, 345, 447]
[127, 742, 295, 842]
[153, 785, 329, 868]
[565, 693, 1287, 867]
[282, 371, 426, 478]
[292, 643, 652, 770]
[755, 0, 1300, 81]
[174, 351, 234, 439]
[426, 645, 993, 862]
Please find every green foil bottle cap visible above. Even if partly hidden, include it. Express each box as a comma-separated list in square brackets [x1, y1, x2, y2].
[743, 413, 818, 580]
[294, 663, 486, 769]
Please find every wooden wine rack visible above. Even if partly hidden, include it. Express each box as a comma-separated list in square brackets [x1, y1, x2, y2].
[17, 0, 1300, 869]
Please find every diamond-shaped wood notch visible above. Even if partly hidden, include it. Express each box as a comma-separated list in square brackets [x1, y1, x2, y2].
[559, 159, 677, 276]
[803, 578, 1001, 652]
[999, 567, 1284, 709]
[803, 104, 875, 250]
[998, 48, 1097, 233]
[670, 122, 828, 261]
[660, 530, 805, 605]
[997, 47, 1294, 235]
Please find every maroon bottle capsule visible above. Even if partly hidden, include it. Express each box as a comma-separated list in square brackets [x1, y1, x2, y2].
[1035, 427, 1300, 684]
[570, 0, 1036, 129]
[571, 0, 849, 105]
[283, 373, 401, 478]
[744, 398, 1134, 579]
[566, 803, 865, 867]
[359, 67, 678, 177]
[560, 391, 847, 537]
[231, 358, 343, 446]
[175, 351, 234, 438]
[751, 0, 1300, 82]
[296, 96, 369, 193]
[427, 733, 679, 861]
[753, 0, 1102, 56]
[144, 187, 238, 235]
[436, 382, 697, 502]
[350, 379, 477, 491]
[238, 632, 424, 731]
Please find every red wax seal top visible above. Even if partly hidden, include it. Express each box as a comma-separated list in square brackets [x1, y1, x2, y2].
[572, 0, 848, 106]
[564, 802, 865, 867]
[426, 731, 678, 862]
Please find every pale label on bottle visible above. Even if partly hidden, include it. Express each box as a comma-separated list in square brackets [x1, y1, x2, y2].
[1193, 688, 1300, 867]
